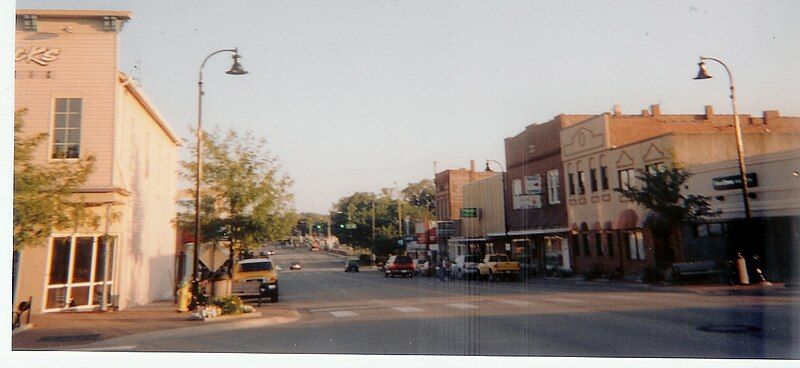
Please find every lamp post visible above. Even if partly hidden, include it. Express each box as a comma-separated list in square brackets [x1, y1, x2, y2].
[694, 56, 770, 285]
[190, 48, 248, 310]
[485, 160, 510, 256]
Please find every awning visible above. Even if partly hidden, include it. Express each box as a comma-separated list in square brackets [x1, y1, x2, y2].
[487, 228, 570, 237]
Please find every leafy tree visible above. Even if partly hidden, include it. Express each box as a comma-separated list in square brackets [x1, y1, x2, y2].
[615, 161, 716, 270]
[179, 127, 296, 266]
[402, 179, 436, 216]
[13, 109, 98, 250]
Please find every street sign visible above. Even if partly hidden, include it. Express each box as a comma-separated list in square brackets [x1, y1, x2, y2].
[345, 223, 357, 230]
[460, 208, 478, 218]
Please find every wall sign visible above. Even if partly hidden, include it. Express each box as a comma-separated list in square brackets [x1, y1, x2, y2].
[524, 174, 542, 194]
[712, 173, 758, 191]
[15, 46, 60, 66]
[460, 208, 478, 218]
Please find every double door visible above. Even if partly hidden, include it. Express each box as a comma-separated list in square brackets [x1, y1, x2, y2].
[45, 235, 115, 311]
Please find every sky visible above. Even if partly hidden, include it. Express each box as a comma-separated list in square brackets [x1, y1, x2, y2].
[10, 0, 800, 214]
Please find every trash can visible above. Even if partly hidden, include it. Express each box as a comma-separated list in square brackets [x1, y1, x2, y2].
[212, 272, 232, 299]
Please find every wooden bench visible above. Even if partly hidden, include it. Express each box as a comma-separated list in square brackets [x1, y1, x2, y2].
[671, 260, 723, 284]
[230, 281, 263, 306]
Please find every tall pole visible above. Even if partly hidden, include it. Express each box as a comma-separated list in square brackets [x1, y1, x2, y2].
[191, 48, 243, 310]
[371, 200, 376, 242]
[487, 160, 510, 256]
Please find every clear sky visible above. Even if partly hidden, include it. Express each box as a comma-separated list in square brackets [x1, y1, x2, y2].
[12, 0, 800, 213]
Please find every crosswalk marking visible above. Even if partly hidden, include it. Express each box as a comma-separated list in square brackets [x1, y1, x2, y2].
[330, 310, 358, 317]
[448, 303, 478, 309]
[392, 306, 424, 313]
[501, 300, 531, 306]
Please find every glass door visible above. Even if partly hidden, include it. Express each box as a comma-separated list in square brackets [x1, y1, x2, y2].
[44, 235, 115, 312]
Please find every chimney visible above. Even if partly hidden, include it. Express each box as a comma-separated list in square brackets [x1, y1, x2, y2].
[763, 110, 780, 124]
[469, 160, 476, 181]
[613, 105, 622, 116]
[650, 104, 661, 117]
[704, 105, 714, 119]
[641, 109, 650, 117]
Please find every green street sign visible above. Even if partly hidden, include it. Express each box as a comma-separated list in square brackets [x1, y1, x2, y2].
[345, 223, 357, 230]
[460, 208, 478, 218]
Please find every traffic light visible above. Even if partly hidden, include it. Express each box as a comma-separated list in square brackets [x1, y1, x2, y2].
[339, 224, 345, 228]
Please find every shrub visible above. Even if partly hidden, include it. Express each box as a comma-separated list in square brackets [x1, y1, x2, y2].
[211, 296, 244, 315]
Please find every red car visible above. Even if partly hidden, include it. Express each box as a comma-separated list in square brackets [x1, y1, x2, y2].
[384, 255, 415, 278]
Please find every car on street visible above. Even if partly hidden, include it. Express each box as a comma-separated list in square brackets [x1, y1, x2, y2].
[290, 262, 302, 270]
[344, 260, 360, 272]
[412, 259, 426, 275]
[231, 258, 279, 302]
[385, 255, 415, 278]
[478, 254, 520, 281]
[451, 255, 481, 280]
[267, 250, 275, 255]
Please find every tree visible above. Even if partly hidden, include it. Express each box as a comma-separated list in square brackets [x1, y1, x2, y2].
[615, 161, 716, 270]
[13, 109, 98, 250]
[402, 179, 436, 215]
[178, 127, 296, 263]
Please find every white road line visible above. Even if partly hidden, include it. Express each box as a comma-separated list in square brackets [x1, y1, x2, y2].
[601, 295, 643, 300]
[330, 310, 358, 317]
[392, 306, 424, 313]
[500, 300, 531, 306]
[448, 303, 478, 309]
[309, 304, 384, 313]
[546, 297, 582, 304]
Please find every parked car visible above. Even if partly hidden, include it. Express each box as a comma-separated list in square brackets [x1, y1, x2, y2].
[477, 254, 520, 281]
[267, 250, 275, 256]
[385, 255, 415, 278]
[289, 262, 302, 270]
[412, 259, 427, 275]
[231, 258, 279, 302]
[345, 260, 360, 272]
[451, 255, 481, 280]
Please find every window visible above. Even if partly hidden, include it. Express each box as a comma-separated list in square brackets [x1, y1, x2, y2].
[568, 173, 575, 195]
[547, 170, 560, 204]
[600, 166, 609, 190]
[594, 232, 603, 256]
[46, 235, 116, 310]
[626, 231, 646, 260]
[571, 233, 580, 256]
[645, 162, 666, 174]
[52, 98, 82, 159]
[618, 168, 635, 189]
[512, 179, 522, 196]
[577, 171, 586, 194]
[606, 232, 614, 257]
[589, 168, 598, 192]
[582, 231, 590, 256]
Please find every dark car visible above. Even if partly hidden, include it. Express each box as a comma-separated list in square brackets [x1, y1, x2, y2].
[344, 260, 360, 272]
[385, 255, 415, 278]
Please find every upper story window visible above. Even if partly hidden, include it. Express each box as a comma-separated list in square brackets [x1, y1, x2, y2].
[589, 168, 598, 192]
[568, 173, 575, 195]
[512, 179, 522, 196]
[52, 98, 82, 159]
[618, 168, 635, 189]
[600, 166, 609, 190]
[577, 171, 586, 195]
[645, 162, 666, 174]
[547, 170, 560, 204]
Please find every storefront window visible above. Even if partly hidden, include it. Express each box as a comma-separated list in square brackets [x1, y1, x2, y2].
[45, 235, 116, 311]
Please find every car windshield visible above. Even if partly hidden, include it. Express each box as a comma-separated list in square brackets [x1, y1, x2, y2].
[239, 261, 272, 272]
[488, 255, 509, 262]
[464, 256, 480, 263]
[395, 256, 413, 264]
[348, 261, 358, 265]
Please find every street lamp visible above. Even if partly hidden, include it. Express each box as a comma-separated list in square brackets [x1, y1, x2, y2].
[693, 56, 770, 285]
[191, 48, 248, 310]
[485, 160, 510, 256]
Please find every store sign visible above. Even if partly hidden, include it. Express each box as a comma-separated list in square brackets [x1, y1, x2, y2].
[712, 173, 758, 191]
[460, 208, 478, 218]
[524, 174, 542, 195]
[515, 194, 542, 209]
[15, 46, 60, 66]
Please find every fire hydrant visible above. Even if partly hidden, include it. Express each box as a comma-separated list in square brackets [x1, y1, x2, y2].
[177, 281, 191, 312]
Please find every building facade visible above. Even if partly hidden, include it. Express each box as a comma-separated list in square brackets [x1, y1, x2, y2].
[561, 104, 800, 279]
[449, 174, 504, 258]
[14, 10, 180, 313]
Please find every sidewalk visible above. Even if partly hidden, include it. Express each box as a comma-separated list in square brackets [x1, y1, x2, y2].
[11, 300, 299, 350]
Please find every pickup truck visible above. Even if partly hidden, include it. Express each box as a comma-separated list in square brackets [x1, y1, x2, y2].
[231, 258, 279, 302]
[477, 254, 520, 282]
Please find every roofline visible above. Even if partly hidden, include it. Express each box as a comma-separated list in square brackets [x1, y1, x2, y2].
[118, 72, 182, 146]
[16, 9, 133, 20]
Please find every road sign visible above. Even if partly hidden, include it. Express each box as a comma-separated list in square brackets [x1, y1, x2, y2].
[345, 223, 357, 230]
[460, 208, 478, 218]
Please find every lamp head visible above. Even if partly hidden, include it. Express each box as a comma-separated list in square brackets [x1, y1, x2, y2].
[226, 53, 248, 75]
[484, 161, 493, 172]
[694, 61, 712, 80]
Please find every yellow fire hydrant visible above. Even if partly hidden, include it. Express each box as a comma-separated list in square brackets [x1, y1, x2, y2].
[177, 281, 191, 312]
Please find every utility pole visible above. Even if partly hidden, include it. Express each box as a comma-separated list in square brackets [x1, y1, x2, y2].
[371, 200, 376, 242]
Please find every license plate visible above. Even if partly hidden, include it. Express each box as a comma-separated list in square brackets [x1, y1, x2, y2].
[401, 270, 408, 273]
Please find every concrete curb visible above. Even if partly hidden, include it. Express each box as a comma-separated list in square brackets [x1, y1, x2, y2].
[11, 324, 34, 335]
[190, 311, 262, 322]
[69, 310, 302, 350]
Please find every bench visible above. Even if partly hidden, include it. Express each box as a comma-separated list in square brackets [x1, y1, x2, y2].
[230, 281, 263, 306]
[671, 260, 723, 284]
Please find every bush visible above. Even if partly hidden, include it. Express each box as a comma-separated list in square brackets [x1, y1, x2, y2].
[211, 296, 244, 315]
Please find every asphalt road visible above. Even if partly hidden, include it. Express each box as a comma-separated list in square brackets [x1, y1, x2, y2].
[84, 247, 800, 358]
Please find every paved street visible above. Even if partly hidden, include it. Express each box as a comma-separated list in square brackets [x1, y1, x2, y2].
[74, 247, 800, 358]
